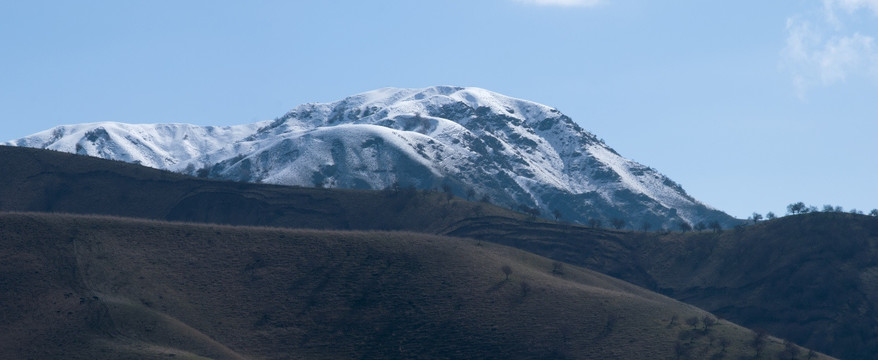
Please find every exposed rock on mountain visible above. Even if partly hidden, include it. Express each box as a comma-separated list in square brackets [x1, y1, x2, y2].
[6, 86, 736, 228]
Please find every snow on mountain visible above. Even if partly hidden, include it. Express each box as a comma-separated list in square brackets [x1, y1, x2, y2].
[4, 86, 737, 228]
[7, 121, 266, 172]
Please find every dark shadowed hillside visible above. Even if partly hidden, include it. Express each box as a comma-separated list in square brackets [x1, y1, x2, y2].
[0, 146, 529, 232]
[0, 212, 811, 359]
[448, 213, 878, 359]
[1, 146, 862, 358]
[636, 213, 878, 360]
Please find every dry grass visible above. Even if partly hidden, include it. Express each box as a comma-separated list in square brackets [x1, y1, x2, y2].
[0, 146, 851, 358]
[0, 145, 528, 233]
[0, 212, 827, 359]
[446, 211, 878, 359]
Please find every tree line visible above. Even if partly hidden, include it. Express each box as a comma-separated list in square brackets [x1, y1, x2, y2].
[785, 202, 878, 217]
[744, 202, 878, 224]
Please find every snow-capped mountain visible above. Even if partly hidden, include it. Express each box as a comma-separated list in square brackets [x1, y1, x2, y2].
[5, 86, 737, 228]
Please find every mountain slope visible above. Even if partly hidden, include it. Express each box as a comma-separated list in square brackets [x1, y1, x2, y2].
[5, 86, 737, 228]
[446, 211, 878, 360]
[6, 121, 262, 172]
[637, 213, 878, 360]
[0, 212, 822, 359]
[0, 146, 532, 232]
[0, 146, 852, 358]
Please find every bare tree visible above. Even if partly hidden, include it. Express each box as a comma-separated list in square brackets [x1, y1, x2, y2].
[751, 212, 763, 223]
[610, 217, 625, 230]
[871, 209, 878, 217]
[694, 221, 707, 231]
[766, 211, 777, 220]
[588, 218, 602, 228]
[708, 221, 722, 233]
[678, 222, 692, 232]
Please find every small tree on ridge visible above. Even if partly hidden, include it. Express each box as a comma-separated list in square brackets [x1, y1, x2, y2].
[502, 265, 512, 281]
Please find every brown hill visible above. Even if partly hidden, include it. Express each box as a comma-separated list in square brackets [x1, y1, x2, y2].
[1, 145, 860, 358]
[0, 212, 812, 359]
[638, 213, 878, 360]
[448, 213, 878, 359]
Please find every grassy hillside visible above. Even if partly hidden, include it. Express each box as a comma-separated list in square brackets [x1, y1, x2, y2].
[1, 146, 860, 358]
[0, 145, 528, 232]
[0, 212, 818, 360]
[448, 213, 878, 359]
[635, 213, 878, 360]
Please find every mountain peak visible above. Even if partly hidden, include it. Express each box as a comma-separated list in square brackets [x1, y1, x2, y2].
[5, 86, 738, 229]
[345, 86, 559, 123]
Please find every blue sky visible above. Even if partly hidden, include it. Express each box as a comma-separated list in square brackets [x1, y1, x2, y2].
[2, 0, 876, 218]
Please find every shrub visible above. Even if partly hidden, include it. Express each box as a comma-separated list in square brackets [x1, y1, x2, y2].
[702, 315, 716, 330]
[685, 316, 699, 328]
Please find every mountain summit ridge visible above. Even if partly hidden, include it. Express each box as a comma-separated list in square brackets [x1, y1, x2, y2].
[5, 86, 736, 228]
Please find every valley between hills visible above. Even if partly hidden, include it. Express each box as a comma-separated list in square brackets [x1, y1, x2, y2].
[4, 146, 878, 359]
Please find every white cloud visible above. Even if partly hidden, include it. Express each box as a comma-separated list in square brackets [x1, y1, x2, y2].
[515, 0, 602, 7]
[822, 0, 878, 27]
[781, 2, 878, 97]
[824, 0, 878, 14]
